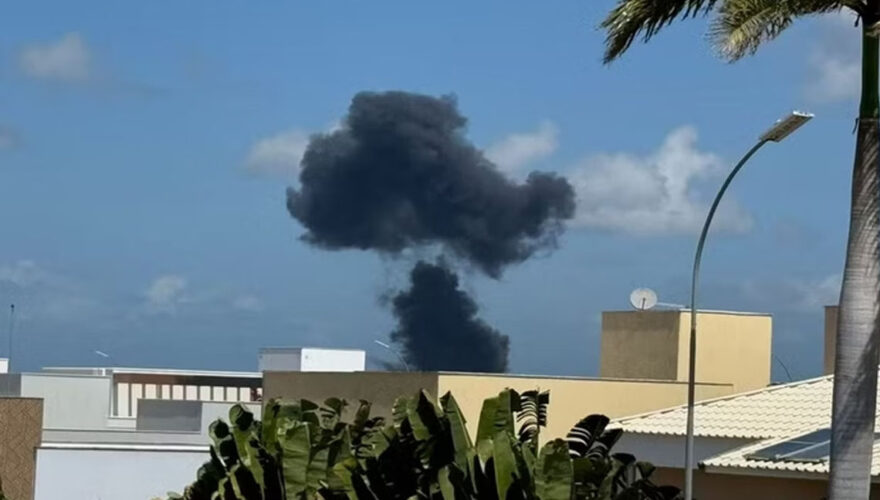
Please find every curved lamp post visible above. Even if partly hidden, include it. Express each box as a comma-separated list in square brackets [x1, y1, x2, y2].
[684, 111, 813, 500]
[374, 339, 411, 372]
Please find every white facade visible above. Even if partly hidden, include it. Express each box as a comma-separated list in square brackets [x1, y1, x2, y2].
[36, 400, 261, 500]
[13, 348, 361, 499]
[40, 366, 262, 419]
[259, 347, 365, 372]
[20, 373, 111, 430]
[614, 433, 752, 469]
[35, 444, 208, 500]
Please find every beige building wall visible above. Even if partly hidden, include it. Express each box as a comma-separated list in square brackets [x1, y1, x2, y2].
[438, 374, 733, 441]
[263, 371, 733, 443]
[653, 468, 880, 500]
[600, 311, 680, 381]
[675, 311, 771, 393]
[601, 310, 772, 393]
[263, 371, 439, 420]
[824, 305, 838, 375]
[0, 398, 43, 500]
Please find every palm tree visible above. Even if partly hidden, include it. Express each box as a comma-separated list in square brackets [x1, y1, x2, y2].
[600, 1, 880, 499]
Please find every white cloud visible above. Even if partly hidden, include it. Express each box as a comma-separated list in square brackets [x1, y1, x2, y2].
[806, 51, 859, 103]
[793, 274, 841, 310]
[19, 32, 91, 82]
[0, 260, 50, 287]
[805, 12, 860, 103]
[568, 126, 752, 235]
[144, 275, 188, 312]
[0, 260, 103, 321]
[245, 129, 310, 177]
[486, 121, 559, 174]
[233, 295, 265, 312]
[741, 273, 841, 313]
[0, 126, 20, 151]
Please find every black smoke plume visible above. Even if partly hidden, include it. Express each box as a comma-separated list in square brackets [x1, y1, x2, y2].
[286, 91, 575, 278]
[390, 260, 509, 373]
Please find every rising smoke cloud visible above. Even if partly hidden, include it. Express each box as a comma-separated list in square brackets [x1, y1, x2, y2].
[286, 91, 575, 278]
[390, 260, 509, 373]
[286, 91, 575, 372]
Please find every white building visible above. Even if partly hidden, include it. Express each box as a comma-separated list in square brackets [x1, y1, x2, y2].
[0, 347, 366, 500]
[258, 347, 366, 372]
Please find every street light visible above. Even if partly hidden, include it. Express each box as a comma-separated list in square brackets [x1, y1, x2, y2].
[683, 111, 813, 500]
[373, 339, 410, 372]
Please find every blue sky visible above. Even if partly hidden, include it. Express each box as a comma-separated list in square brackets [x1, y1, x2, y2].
[0, 1, 862, 380]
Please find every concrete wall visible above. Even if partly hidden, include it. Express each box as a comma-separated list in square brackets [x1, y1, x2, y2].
[42, 428, 207, 446]
[600, 310, 772, 393]
[259, 348, 366, 372]
[259, 348, 302, 371]
[114, 379, 258, 418]
[600, 311, 681, 381]
[263, 371, 733, 442]
[301, 348, 365, 372]
[824, 305, 838, 375]
[136, 399, 262, 437]
[263, 371, 439, 419]
[614, 433, 753, 469]
[438, 374, 733, 441]
[0, 398, 42, 500]
[34, 446, 208, 500]
[20, 373, 111, 430]
[676, 311, 771, 393]
[137, 399, 202, 433]
[652, 468, 880, 500]
[0, 374, 22, 396]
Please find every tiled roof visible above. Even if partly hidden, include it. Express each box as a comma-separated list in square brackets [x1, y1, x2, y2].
[702, 434, 880, 478]
[613, 372, 880, 478]
[613, 374, 848, 440]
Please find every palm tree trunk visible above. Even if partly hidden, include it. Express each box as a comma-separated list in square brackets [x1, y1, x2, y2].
[828, 21, 880, 500]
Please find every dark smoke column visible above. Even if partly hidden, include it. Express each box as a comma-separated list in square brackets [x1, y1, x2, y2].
[286, 91, 575, 277]
[390, 261, 509, 373]
[286, 90, 576, 372]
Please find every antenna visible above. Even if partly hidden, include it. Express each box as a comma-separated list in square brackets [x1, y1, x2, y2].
[5, 304, 14, 395]
[373, 339, 410, 372]
[6, 304, 14, 371]
[773, 353, 794, 383]
[630, 288, 658, 311]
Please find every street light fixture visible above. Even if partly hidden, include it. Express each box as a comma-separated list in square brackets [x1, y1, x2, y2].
[684, 111, 813, 500]
[760, 111, 815, 142]
[373, 339, 411, 372]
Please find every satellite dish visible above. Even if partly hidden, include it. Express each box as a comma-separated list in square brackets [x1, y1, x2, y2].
[630, 288, 658, 311]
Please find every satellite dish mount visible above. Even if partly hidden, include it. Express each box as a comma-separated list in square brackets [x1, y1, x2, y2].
[630, 288, 658, 311]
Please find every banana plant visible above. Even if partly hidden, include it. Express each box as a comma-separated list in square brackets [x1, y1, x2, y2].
[168, 389, 681, 500]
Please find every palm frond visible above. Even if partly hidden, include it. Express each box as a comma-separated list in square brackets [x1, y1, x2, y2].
[711, 0, 854, 61]
[602, 0, 863, 63]
[601, 0, 719, 63]
[516, 389, 550, 447]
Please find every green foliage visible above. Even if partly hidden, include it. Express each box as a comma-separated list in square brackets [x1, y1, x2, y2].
[168, 390, 681, 500]
[600, 0, 861, 63]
